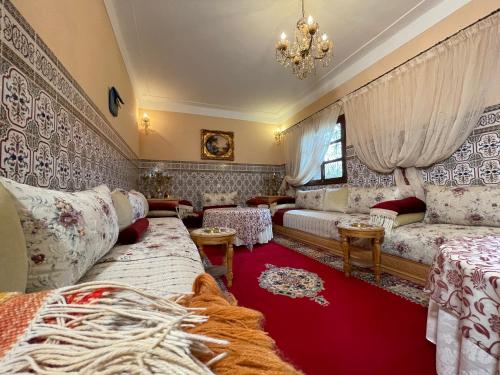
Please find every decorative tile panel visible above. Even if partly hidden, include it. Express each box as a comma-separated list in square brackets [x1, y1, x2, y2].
[139, 160, 285, 210]
[0, 0, 138, 191]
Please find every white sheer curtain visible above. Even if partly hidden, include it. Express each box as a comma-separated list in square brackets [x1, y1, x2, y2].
[343, 12, 500, 199]
[281, 104, 341, 189]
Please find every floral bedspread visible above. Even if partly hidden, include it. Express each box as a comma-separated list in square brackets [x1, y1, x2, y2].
[80, 218, 204, 295]
[384, 223, 500, 265]
[203, 208, 272, 247]
[426, 235, 500, 360]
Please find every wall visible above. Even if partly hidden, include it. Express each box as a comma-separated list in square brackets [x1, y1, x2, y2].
[139, 160, 284, 210]
[139, 109, 283, 165]
[284, 0, 500, 137]
[12, 0, 140, 155]
[0, 0, 138, 190]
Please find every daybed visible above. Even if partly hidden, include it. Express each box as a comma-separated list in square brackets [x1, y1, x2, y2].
[0, 177, 300, 374]
[273, 185, 500, 285]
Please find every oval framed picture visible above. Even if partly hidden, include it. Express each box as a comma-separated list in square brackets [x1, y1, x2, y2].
[201, 129, 234, 161]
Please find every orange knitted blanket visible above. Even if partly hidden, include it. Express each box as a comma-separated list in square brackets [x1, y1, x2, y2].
[182, 274, 303, 375]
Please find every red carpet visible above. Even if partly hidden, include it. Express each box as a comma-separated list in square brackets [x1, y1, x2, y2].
[204, 241, 436, 375]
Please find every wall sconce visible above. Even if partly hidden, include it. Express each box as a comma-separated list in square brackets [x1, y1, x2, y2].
[141, 113, 151, 135]
[274, 127, 282, 145]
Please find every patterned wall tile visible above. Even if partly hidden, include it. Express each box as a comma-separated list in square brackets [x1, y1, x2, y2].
[0, 1, 138, 191]
[139, 160, 285, 210]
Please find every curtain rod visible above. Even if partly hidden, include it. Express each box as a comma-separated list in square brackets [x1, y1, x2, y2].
[284, 7, 499, 131]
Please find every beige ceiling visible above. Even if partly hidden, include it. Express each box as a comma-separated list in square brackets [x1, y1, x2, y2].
[105, 0, 469, 123]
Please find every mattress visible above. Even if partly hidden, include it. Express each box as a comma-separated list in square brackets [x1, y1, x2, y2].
[80, 217, 204, 295]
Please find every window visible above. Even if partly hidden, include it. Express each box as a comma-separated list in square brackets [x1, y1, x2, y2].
[308, 114, 346, 185]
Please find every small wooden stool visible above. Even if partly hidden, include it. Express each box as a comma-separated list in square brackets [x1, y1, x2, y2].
[338, 223, 385, 284]
[190, 227, 236, 287]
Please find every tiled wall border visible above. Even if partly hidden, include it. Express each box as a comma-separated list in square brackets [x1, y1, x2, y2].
[0, 0, 139, 190]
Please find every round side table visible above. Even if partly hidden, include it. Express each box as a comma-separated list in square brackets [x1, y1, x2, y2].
[190, 227, 236, 287]
[337, 223, 385, 283]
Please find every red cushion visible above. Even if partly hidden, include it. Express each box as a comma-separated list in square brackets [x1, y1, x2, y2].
[272, 208, 295, 226]
[118, 218, 150, 244]
[148, 200, 177, 211]
[178, 200, 193, 206]
[203, 204, 238, 212]
[371, 197, 426, 214]
[246, 197, 267, 206]
[276, 197, 295, 204]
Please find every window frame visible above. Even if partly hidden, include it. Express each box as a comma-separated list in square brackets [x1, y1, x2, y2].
[306, 114, 347, 186]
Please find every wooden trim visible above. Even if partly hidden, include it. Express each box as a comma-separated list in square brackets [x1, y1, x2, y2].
[273, 224, 430, 285]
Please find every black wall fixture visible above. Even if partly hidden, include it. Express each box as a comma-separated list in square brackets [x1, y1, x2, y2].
[108, 87, 124, 117]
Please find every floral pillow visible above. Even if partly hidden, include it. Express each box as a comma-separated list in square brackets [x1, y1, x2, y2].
[295, 189, 325, 211]
[129, 190, 149, 220]
[424, 185, 500, 227]
[0, 177, 119, 292]
[202, 192, 238, 207]
[347, 187, 404, 214]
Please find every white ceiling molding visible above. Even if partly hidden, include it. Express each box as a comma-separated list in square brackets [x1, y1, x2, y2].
[105, 0, 470, 126]
[140, 95, 280, 124]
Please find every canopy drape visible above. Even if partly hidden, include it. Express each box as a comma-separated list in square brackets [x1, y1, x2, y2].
[343, 12, 500, 199]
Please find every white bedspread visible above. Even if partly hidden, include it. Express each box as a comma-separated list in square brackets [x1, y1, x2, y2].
[283, 209, 370, 240]
[80, 218, 204, 295]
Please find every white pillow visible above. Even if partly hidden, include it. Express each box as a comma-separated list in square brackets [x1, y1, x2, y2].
[295, 189, 325, 211]
[0, 177, 119, 292]
[111, 189, 134, 230]
[202, 192, 238, 207]
[323, 187, 348, 212]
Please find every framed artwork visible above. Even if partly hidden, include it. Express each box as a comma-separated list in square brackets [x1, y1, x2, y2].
[201, 129, 234, 161]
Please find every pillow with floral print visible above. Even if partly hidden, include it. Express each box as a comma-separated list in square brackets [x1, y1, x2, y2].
[129, 190, 149, 220]
[295, 189, 325, 210]
[424, 185, 500, 227]
[202, 192, 238, 207]
[347, 187, 404, 214]
[0, 177, 119, 292]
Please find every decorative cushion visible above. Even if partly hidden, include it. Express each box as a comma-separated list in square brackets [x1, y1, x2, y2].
[147, 210, 178, 218]
[323, 187, 348, 212]
[424, 185, 500, 227]
[118, 218, 150, 244]
[111, 190, 134, 231]
[148, 200, 178, 211]
[295, 189, 325, 210]
[202, 192, 238, 207]
[371, 197, 426, 214]
[0, 184, 27, 292]
[347, 187, 405, 214]
[129, 190, 149, 220]
[394, 212, 425, 227]
[0, 177, 119, 292]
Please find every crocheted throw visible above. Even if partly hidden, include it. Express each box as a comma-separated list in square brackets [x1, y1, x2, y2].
[0, 282, 227, 374]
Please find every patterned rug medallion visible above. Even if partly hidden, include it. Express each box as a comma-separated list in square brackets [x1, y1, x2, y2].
[258, 264, 329, 306]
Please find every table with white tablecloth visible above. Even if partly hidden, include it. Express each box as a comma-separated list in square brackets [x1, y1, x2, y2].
[425, 235, 500, 374]
[203, 207, 273, 249]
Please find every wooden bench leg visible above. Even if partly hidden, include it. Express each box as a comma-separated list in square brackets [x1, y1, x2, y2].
[373, 238, 382, 284]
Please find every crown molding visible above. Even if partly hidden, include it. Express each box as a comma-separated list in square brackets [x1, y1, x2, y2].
[104, 0, 141, 107]
[140, 96, 281, 124]
[106, 0, 470, 126]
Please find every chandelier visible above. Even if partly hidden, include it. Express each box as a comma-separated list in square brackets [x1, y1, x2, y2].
[275, 0, 333, 79]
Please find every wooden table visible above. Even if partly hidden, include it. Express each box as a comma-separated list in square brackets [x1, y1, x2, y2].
[190, 227, 236, 287]
[338, 223, 385, 283]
